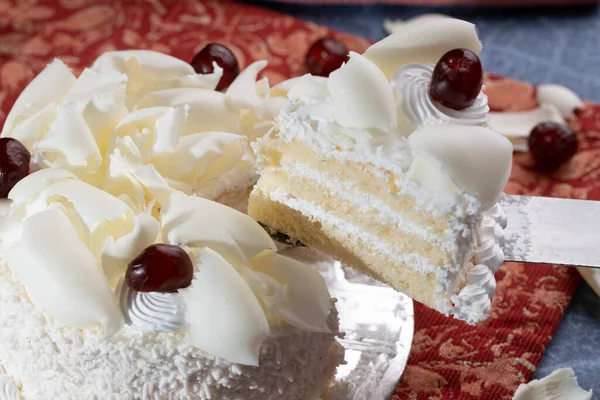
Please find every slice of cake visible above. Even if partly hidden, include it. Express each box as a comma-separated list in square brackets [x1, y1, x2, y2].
[249, 17, 513, 324]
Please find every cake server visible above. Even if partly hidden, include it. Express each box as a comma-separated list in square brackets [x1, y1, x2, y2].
[264, 194, 600, 269]
[501, 194, 600, 269]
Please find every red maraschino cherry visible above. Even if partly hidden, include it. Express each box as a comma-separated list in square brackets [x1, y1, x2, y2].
[126, 244, 194, 293]
[429, 48, 484, 111]
[305, 37, 348, 77]
[0, 137, 31, 198]
[190, 43, 240, 91]
[528, 122, 578, 171]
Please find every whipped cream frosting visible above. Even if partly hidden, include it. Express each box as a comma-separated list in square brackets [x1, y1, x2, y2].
[0, 172, 332, 366]
[475, 205, 507, 273]
[392, 63, 489, 134]
[451, 205, 506, 323]
[117, 278, 187, 333]
[0, 50, 275, 211]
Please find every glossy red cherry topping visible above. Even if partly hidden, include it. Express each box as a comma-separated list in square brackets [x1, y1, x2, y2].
[305, 37, 348, 77]
[190, 43, 240, 91]
[0, 137, 31, 198]
[126, 244, 194, 293]
[429, 48, 484, 111]
[528, 122, 578, 171]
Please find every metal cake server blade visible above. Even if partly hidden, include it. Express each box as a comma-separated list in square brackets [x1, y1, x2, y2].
[501, 195, 600, 268]
[262, 195, 600, 269]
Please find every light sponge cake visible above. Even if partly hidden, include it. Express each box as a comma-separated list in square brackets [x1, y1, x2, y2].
[249, 17, 513, 324]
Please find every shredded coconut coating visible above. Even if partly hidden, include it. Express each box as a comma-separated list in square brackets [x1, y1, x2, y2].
[0, 259, 343, 400]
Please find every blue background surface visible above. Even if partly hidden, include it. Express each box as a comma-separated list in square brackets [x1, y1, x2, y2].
[249, 3, 600, 102]
[244, 1, 600, 394]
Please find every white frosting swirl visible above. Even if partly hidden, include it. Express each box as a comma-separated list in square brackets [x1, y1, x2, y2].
[117, 279, 186, 333]
[474, 240, 504, 274]
[486, 202, 508, 229]
[0, 375, 20, 400]
[451, 204, 506, 323]
[474, 217, 505, 274]
[466, 264, 497, 297]
[452, 282, 492, 323]
[392, 63, 489, 133]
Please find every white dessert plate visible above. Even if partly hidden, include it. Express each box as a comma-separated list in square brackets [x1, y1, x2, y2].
[281, 247, 414, 400]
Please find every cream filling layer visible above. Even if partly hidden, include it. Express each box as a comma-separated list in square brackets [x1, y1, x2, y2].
[264, 189, 441, 275]
[277, 162, 450, 247]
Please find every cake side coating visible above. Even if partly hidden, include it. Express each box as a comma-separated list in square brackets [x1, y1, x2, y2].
[0, 255, 342, 400]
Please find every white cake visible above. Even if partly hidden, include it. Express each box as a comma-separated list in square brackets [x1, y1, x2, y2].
[249, 17, 513, 324]
[0, 51, 343, 399]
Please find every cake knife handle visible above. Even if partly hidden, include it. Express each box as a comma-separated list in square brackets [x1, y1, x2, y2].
[501, 194, 600, 269]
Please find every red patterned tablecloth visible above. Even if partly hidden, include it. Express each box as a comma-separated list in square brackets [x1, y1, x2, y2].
[0, 1, 597, 399]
